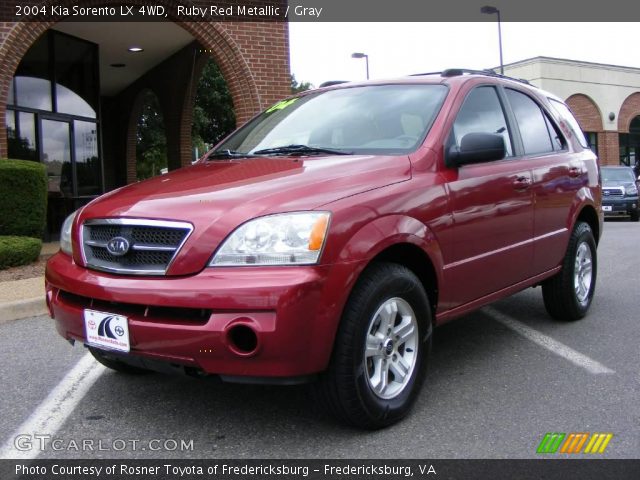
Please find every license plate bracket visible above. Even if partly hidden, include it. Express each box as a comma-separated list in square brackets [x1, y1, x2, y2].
[84, 309, 130, 353]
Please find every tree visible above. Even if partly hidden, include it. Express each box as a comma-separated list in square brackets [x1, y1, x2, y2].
[291, 74, 313, 94]
[192, 60, 236, 158]
[135, 90, 167, 180]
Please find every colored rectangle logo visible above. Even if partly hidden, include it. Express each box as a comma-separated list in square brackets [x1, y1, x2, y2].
[537, 432, 613, 454]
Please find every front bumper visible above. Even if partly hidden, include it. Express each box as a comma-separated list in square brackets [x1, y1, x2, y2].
[46, 252, 358, 379]
[602, 196, 638, 215]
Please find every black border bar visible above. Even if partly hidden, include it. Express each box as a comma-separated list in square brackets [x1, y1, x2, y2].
[2, 459, 640, 480]
[4, 0, 640, 22]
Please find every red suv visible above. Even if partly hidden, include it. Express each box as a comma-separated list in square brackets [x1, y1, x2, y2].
[46, 70, 602, 428]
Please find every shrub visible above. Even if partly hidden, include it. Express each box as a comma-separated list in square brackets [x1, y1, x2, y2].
[0, 236, 42, 270]
[0, 158, 47, 238]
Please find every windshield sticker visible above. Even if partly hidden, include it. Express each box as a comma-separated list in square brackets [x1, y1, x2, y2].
[265, 98, 299, 113]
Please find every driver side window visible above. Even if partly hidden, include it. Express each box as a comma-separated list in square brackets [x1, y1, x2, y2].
[452, 86, 513, 157]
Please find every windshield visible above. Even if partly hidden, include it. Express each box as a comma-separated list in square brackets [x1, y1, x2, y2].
[602, 167, 635, 183]
[212, 84, 448, 156]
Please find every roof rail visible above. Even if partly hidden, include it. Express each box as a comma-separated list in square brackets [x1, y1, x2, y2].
[318, 80, 349, 88]
[411, 68, 532, 86]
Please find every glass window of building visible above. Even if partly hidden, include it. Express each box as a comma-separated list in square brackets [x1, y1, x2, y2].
[54, 33, 98, 118]
[6, 30, 102, 237]
[13, 34, 52, 111]
[585, 132, 598, 156]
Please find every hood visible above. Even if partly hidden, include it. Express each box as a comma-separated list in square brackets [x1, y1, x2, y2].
[78, 155, 410, 274]
[603, 180, 634, 189]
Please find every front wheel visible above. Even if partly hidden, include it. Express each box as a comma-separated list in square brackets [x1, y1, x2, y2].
[315, 262, 432, 429]
[630, 209, 639, 222]
[542, 221, 597, 321]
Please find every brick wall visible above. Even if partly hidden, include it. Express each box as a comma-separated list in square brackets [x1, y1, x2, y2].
[597, 132, 620, 167]
[0, 0, 291, 159]
[617, 92, 640, 133]
[566, 94, 615, 165]
[566, 94, 603, 132]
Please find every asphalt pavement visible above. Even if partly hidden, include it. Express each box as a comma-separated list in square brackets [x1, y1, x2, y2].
[0, 220, 638, 459]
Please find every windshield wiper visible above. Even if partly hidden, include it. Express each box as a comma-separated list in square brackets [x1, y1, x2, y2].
[206, 149, 257, 160]
[252, 144, 352, 156]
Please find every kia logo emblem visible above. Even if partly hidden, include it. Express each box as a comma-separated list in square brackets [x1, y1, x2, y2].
[106, 236, 130, 256]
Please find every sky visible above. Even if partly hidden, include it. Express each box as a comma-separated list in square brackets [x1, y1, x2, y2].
[289, 23, 640, 87]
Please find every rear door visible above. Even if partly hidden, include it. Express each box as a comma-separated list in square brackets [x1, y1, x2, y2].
[505, 91, 584, 275]
[443, 85, 534, 307]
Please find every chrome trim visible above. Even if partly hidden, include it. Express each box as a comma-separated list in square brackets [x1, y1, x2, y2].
[130, 245, 177, 252]
[82, 264, 167, 276]
[84, 240, 177, 252]
[80, 218, 194, 276]
[83, 218, 194, 229]
[602, 187, 624, 197]
[442, 228, 567, 270]
[84, 239, 107, 247]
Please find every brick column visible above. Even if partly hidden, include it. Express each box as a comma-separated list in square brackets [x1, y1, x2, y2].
[597, 131, 620, 166]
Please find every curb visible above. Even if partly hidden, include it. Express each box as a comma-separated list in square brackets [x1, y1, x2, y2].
[0, 298, 47, 324]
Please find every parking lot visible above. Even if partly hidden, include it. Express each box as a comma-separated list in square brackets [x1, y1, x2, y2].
[0, 220, 638, 460]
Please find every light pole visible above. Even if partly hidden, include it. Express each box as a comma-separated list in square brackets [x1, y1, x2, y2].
[481, 5, 503, 74]
[351, 52, 369, 80]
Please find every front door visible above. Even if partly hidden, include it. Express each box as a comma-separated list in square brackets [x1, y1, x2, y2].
[443, 85, 534, 308]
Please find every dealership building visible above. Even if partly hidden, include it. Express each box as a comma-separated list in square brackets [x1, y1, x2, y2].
[502, 56, 640, 170]
[0, 2, 290, 237]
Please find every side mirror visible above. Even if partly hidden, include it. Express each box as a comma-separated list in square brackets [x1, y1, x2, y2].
[448, 132, 506, 167]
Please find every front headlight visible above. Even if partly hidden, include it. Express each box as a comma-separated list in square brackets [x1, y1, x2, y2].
[625, 185, 638, 196]
[60, 210, 78, 255]
[210, 212, 330, 266]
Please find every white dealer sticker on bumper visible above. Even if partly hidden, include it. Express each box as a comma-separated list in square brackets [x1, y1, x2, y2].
[84, 309, 130, 353]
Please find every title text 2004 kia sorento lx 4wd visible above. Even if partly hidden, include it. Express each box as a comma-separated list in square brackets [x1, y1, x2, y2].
[46, 70, 602, 429]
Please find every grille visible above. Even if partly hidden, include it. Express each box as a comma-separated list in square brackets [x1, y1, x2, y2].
[603, 187, 624, 197]
[81, 219, 192, 275]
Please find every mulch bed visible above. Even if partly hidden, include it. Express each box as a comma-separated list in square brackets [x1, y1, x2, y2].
[0, 255, 51, 282]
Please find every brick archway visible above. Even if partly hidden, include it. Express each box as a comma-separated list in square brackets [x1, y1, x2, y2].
[617, 92, 640, 133]
[0, 0, 285, 157]
[565, 94, 602, 132]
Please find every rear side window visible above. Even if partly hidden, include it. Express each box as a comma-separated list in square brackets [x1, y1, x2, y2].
[548, 98, 590, 148]
[543, 115, 566, 151]
[506, 89, 555, 156]
[451, 86, 512, 156]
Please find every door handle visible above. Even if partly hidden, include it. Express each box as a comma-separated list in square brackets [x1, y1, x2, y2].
[513, 176, 531, 190]
[568, 166, 582, 177]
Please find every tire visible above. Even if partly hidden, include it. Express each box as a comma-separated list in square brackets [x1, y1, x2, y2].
[542, 221, 597, 321]
[89, 347, 151, 374]
[314, 262, 432, 429]
[630, 209, 639, 222]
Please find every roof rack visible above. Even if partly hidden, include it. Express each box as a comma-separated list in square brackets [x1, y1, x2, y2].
[318, 80, 349, 88]
[411, 68, 531, 86]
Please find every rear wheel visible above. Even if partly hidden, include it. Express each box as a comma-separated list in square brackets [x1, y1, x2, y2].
[89, 347, 151, 374]
[315, 262, 432, 429]
[542, 221, 597, 321]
